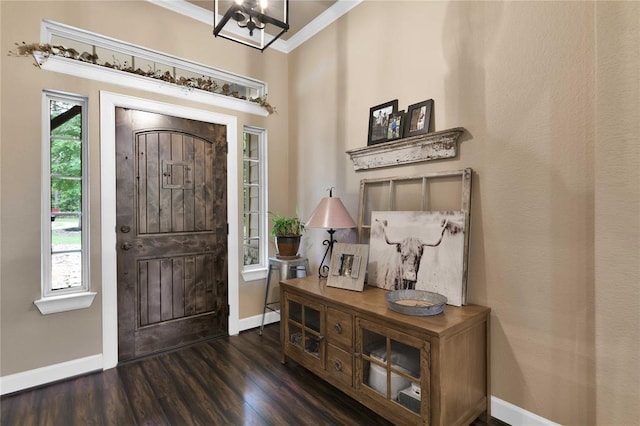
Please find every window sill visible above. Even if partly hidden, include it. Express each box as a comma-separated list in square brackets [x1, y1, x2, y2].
[242, 267, 268, 282]
[34, 291, 97, 315]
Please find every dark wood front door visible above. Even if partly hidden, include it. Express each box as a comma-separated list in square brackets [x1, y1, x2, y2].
[115, 108, 228, 362]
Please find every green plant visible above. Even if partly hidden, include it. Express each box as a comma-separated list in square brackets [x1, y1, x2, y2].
[269, 212, 305, 237]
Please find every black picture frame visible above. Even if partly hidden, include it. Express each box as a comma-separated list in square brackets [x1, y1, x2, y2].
[386, 111, 404, 141]
[367, 99, 398, 145]
[404, 99, 433, 137]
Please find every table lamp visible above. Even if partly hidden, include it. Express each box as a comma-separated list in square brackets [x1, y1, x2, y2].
[306, 188, 356, 278]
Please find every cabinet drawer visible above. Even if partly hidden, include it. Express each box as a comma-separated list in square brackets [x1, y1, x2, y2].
[327, 344, 353, 388]
[327, 307, 353, 348]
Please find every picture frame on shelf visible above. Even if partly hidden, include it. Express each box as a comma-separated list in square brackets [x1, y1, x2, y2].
[404, 99, 433, 137]
[387, 111, 404, 141]
[327, 243, 369, 292]
[368, 99, 398, 145]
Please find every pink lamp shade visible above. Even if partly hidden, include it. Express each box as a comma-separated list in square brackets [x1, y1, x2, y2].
[306, 196, 356, 229]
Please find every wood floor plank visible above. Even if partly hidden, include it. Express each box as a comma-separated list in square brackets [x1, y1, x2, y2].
[0, 387, 39, 426]
[117, 361, 169, 425]
[38, 379, 73, 426]
[70, 373, 102, 426]
[0, 324, 503, 426]
[195, 341, 304, 424]
[96, 368, 137, 425]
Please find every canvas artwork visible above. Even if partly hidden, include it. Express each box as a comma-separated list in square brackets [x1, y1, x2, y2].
[367, 211, 467, 306]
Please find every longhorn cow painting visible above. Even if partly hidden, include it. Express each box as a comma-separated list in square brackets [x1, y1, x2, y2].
[368, 211, 467, 306]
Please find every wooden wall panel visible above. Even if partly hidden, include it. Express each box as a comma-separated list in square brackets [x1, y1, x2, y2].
[170, 134, 184, 233]
[194, 140, 206, 231]
[138, 253, 217, 326]
[137, 132, 215, 234]
[147, 260, 161, 324]
[139, 262, 149, 326]
[183, 136, 195, 231]
[172, 258, 185, 318]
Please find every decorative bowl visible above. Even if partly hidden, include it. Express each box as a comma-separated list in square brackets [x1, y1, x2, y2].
[385, 290, 447, 316]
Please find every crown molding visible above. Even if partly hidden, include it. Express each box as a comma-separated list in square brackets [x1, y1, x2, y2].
[282, 0, 363, 53]
[147, 0, 362, 54]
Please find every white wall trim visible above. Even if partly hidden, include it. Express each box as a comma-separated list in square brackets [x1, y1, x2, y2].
[282, 0, 363, 53]
[491, 396, 560, 426]
[241, 267, 268, 282]
[0, 354, 102, 396]
[147, 0, 362, 54]
[238, 310, 280, 332]
[34, 291, 97, 315]
[100, 91, 240, 370]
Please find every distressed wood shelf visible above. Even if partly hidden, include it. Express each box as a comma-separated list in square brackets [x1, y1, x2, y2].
[346, 127, 465, 171]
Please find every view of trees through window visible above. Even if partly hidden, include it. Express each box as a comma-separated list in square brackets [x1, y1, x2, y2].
[49, 98, 84, 290]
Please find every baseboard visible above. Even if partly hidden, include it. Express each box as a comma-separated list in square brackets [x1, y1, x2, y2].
[238, 310, 280, 333]
[492, 396, 560, 425]
[0, 354, 102, 395]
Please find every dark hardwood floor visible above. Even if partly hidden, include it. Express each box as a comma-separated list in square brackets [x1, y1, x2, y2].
[1, 324, 506, 425]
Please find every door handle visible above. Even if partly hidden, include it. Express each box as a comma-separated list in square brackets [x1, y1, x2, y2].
[121, 242, 133, 250]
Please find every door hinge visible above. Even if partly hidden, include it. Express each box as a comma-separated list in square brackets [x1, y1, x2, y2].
[227, 223, 229, 235]
[227, 304, 230, 316]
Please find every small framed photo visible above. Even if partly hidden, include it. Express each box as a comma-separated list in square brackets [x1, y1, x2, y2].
[327, 243, 369, 292]
[404, 99, 433, 137]
[368, 99, 398, 145]
[386, 111, 404, 141]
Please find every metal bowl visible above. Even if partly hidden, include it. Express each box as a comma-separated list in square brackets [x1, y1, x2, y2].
[385, 290, 447, 316]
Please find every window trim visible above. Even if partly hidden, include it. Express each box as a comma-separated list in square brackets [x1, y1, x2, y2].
[241, 126, 268, 282]
[35, 90, 96, 315]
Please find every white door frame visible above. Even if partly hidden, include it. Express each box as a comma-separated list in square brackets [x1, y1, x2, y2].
[100, 91, 240, 369]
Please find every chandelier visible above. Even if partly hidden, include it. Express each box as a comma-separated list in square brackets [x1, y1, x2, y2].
[213, 0, 290, 51]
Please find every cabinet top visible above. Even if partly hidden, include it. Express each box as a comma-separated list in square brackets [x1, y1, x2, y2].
[280, 275, 490, 337]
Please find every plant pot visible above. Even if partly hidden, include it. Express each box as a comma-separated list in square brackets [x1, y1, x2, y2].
[275, 235, 301, 258]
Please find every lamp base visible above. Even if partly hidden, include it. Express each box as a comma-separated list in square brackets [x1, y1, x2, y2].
[318, 229, 336, 279]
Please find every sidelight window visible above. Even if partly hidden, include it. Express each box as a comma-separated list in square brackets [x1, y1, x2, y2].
[241, 127, 268, 281]
[35, 91, 96, 314]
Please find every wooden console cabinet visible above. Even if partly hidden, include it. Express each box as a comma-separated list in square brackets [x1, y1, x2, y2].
[280, 276, 490, 426]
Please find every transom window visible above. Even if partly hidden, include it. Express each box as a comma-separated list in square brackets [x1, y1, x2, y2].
[41, 20, 266, 102]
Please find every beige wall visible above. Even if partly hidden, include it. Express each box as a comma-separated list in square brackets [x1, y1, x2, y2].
[2, 1, 639, 424]
[594, 2, 640, 425]
[290, 1, 638, 425]
[1, 1, 289, 375]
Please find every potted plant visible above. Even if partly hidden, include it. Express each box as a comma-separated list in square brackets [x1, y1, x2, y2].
[269, 211, 305, 258]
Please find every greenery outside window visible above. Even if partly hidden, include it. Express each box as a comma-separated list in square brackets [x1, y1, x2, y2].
[242, 127, 268, 281]
[35, 90, 95, 314]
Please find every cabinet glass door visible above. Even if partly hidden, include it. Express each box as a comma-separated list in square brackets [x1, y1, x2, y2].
[286, 294, 324, 361]
[357, 319, 427, 417]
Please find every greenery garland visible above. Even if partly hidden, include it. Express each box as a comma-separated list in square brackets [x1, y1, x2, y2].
[9, 42, 276, 114]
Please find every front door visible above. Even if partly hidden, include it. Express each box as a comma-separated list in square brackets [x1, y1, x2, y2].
[115, 108, 228, 362]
